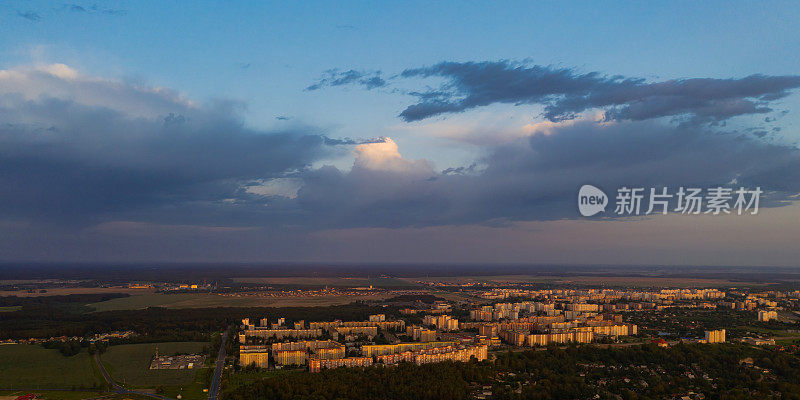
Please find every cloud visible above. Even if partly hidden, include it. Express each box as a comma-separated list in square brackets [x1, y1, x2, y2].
[312, 60, 800, 124]
[17, 11, 41, 21]
[352, 138, 433, 174]
[287, 119, 800, 228]
[388, 107, 602, 147]
[2, 63, 799, 236]
[0, 64, 334, 225]
[2, 63, 800, 263]
[322, 136, 388, 145]
[0, 64, 194, 118]
[65, 4, 127, 16]
[306, 69, 386, 91]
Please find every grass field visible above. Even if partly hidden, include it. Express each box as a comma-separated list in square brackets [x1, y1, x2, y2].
[737, 325, 800, 337]
[101, 342, 208, 387]
[0, 345, 103, 388]
[88, 292, 393, 311]
[0, 306, 21, 312]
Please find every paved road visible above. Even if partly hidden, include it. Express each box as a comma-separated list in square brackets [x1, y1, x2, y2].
[94, 352, 173, 400]
[208, 328, 230, 400]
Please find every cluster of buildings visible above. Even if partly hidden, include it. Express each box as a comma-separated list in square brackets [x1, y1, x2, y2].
[238, 316, 407, 342]
[494, 322, 637, 347]
[149, 346, 205, 370]
[375, 343, 488, 366]
[408, 326, 437, 342]
[399, 301, 452, 315]
[476, 288, 727, 303]
[233, 286, 797, 375]
[463, 300, 639, 348]
[470, 288, 791, 320]
[308, 318, 405, 341]
[239, 327, 323, 341]
[240, 340, 346, 368]
[220, 286, 386, 300]
[238, 314, 488, 373]
[423, 314, 459, 331]
[91, 330, 136, 341]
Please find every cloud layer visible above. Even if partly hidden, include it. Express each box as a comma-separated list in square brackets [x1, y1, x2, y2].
[2, 63, 800, 237]
[0, 65, 331, 225]
[311, 60, 800, 125]
[288, 120, 800, 228]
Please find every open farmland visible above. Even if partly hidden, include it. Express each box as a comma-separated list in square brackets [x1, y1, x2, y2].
[101, 341, 208, 386]
[0, 345, 103, 388]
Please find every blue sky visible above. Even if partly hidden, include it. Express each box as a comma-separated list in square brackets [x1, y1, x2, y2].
[5, 1, 799, 133]
[1, 1, 799, 265]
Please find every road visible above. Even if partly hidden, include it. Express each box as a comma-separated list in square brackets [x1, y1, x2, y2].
[208, 328, 230, 400]
[93, 352, 173, 400]
[92, 328, 230, 400]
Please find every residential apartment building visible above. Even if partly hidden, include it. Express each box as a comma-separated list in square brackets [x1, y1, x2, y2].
[309, 356, 373, 372]
[362, 341, 457, 357]
[758, 310, 778, 322]
[704, 329, 726, 343]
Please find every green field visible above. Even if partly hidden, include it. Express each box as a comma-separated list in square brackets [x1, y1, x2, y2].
[100, 341, 209, 399]
[0, 345, 103, 388]
[0, 306, 21, 312]
[88, 293, 204, 311]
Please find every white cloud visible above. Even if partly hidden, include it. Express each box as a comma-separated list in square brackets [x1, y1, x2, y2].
[389, 106, 606, 146]
[353, 137, 434, 175]
[245, 178, 303, 199]
[0, 64, 195, 118]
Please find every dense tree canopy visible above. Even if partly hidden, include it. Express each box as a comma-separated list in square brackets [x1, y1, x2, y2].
[223, 344, 800, 400]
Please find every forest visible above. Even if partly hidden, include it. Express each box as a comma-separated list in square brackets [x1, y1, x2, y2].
[0, 295, 390, 340]
[222, 343, 800, 400]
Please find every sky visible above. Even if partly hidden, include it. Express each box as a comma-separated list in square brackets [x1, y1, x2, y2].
[1, 1, 799, 266]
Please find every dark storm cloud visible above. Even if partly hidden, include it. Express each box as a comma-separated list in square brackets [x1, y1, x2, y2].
[286, 120, 800, 229]
[315, 60, 800, 124]
[0, 67, 333, 225]
[306, 69, 386, 91]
